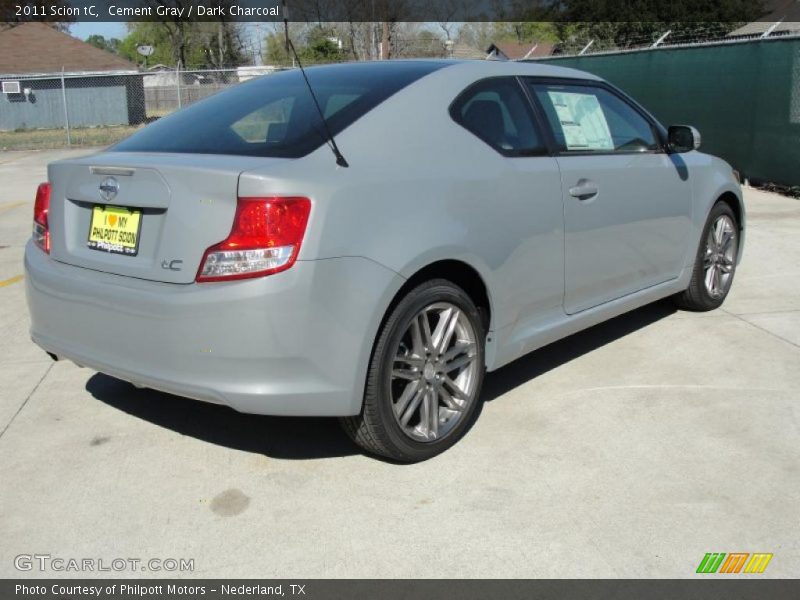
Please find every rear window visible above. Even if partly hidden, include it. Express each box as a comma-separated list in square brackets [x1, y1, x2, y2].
[112, 62, 448, 158]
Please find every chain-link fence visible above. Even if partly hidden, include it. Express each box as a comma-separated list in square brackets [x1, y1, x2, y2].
[2, 26, 800, 189]
[547, 26, 786, 57]
[0, 66, 286, 151]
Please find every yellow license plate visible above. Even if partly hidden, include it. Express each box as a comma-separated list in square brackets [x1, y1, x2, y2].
[87, 205, 142, 256]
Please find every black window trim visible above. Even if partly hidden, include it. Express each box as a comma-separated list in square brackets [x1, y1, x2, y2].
[519, 76, 670, 158]
[449, 76, 550, 158]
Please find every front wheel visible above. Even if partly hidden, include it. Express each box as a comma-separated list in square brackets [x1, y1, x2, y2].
[341, 279, 485, 462]
[674, 201, 740, 311]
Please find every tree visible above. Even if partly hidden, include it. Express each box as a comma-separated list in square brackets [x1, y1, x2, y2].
[557, 0, 766, 23]
[263, 22, 340, 67]
[194, 21, 248, 69]
[457, 22, 501, 52]
[479, 21, 559, 45]
[263, 29, 293, 67]
[120, 1, 247, 69]
[457, 21, 558, 51]
[298, 26, 344, 64]
[390, 24, 446, 58]
[118, 23, 195, 68]
[85, 35, 121, 55]
[554, 0, 768, 49]
[434, 0, 461, 43]
[119, 18, 248, 69]
[285, 0, 419, 60]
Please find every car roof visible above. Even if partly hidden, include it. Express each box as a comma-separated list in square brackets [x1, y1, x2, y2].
[302, 58, 601, 83]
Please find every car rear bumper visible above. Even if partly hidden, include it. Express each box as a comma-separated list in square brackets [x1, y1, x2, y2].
[25, 242, 403, 416]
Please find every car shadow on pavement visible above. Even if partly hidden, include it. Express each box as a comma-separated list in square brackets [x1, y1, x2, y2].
[481, 299, 677, 402]
[86, 299, 677, 461]
[85, 374, 361, 460]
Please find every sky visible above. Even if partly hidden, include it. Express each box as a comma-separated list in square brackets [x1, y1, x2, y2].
[67, 21, 269, 46]
[69, 22, 128, 41]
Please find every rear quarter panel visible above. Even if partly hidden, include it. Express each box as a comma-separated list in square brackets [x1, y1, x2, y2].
[239, 62, 588, 334]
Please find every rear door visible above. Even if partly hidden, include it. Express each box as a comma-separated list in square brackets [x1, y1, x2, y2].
[526, 79, 692, 314]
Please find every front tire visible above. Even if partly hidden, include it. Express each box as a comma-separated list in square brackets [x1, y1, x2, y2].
[341, 279, 485, 462]
[674, 201, 740, 311]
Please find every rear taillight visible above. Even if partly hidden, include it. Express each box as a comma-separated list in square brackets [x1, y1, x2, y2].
[196, 197, 311, 283]
[33, 182, 51, 253]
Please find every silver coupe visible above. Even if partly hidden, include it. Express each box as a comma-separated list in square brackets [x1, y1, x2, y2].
[25, 60, 744, 461]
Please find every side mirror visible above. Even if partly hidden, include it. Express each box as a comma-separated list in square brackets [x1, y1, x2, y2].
[668, 125, 701, 153]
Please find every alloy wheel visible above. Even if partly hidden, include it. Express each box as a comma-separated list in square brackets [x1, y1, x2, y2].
[390, 302, 480, 442]
[703, 214, 737, 299]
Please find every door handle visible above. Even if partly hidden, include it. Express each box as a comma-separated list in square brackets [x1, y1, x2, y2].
[569, 181, 599, 200]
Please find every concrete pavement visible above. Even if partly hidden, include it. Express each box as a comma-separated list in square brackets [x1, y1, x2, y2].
[0, 149, 797, 578]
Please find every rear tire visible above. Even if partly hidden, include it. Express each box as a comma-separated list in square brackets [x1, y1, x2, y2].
[341, 279, 485, 462]
[674, 201, 739, 311]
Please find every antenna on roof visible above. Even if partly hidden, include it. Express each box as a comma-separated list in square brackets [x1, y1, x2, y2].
[282, 0, 349, 168]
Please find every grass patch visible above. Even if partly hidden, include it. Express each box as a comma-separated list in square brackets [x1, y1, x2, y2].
[0, 125, 145, 151]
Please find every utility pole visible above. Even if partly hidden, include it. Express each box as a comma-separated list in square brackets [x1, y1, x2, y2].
[254, 23, 263, 65]
[60, 67, 71, 148]
[381, 21, 390, 59]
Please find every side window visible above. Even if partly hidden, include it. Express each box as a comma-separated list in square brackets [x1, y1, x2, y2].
[324, 93, 360, 118]
[229, 89, 366, 145]
[230, 97, 294, 144]
[451, 78, 545, 156]
[530, 82, 659, 153]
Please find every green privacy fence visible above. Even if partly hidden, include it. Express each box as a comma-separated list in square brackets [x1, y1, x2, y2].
[542, 37, 800, 188]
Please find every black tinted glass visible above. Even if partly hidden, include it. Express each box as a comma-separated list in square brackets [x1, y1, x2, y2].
[451, 78, 545, 156]
[112, 62, 448, 158]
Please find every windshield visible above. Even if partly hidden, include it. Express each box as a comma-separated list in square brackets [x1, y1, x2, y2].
[112, 61, 449, 158]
